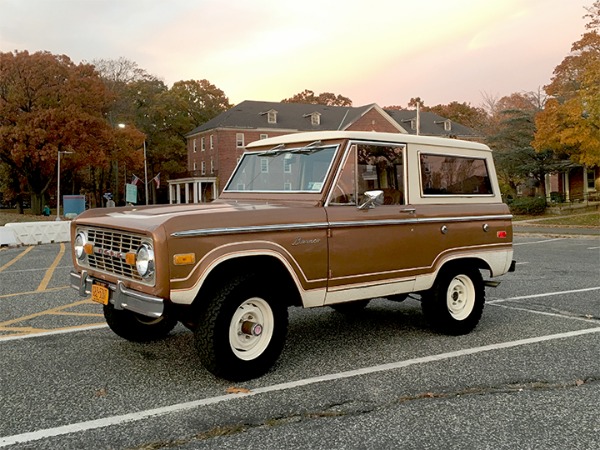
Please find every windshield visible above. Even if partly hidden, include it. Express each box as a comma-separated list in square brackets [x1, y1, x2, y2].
[224, 145, 338, 193]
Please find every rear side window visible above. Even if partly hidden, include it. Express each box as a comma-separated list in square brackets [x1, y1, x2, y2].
[420, 153, 492, 196]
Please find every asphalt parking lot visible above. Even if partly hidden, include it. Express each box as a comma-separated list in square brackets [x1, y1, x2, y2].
[0, 234, 599, 449]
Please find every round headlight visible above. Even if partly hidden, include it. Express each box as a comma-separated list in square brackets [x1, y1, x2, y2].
[74, 232, 86, 260]
[136, 244, 155, 278]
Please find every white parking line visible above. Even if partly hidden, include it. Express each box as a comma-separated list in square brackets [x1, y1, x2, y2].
[488, 287, 600, 304]
[0, 324, 107, 342]
[514, 238, 565, 246]
[2, 326, 599, 448]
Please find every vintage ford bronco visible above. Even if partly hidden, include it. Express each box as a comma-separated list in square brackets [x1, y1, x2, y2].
[70, 131, 515, 380]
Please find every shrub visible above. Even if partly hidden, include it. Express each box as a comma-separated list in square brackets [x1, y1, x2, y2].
[509, 196, 547, 215]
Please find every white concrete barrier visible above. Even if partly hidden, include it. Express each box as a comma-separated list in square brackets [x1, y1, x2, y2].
[3, 221, 71, 245]
[0, 227, 19, 247]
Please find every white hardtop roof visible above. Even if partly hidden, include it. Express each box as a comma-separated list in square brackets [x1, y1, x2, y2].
[245, 130, 491, 152]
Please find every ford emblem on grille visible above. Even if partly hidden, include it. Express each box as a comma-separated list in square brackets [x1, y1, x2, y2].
[94, 247, 126, 259]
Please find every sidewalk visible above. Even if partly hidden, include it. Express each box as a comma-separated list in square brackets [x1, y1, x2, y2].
[513, 216, 600, 237]
[513, 224, 599, 237]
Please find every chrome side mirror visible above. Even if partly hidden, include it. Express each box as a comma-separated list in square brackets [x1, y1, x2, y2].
[358, 190, 383, 210]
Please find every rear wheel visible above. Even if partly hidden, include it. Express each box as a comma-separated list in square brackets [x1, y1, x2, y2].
[195, 275, 288, 381]
[421, 266, 485, 335]
[104, 304, 177, 342]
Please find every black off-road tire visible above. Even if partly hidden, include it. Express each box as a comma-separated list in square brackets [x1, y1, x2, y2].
[421, 265, 485, 335]
[194, 274, 288, 381]
[104, 303, 177, 342]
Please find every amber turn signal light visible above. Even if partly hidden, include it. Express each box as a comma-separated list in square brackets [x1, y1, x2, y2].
[174, 253, 196, 265]
[125, 253, 137, 265]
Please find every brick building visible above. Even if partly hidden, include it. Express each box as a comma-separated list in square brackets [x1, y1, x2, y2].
[170, 101, 480, 204]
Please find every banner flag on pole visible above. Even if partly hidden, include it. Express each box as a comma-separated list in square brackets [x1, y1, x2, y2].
[152, 173, 160, 189]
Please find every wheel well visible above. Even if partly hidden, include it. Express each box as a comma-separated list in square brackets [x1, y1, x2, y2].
[439, 257, 490, 276]
[195, 255, 302, 310]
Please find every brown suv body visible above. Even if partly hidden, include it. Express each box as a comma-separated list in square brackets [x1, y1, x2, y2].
[70, 131, 514, 380]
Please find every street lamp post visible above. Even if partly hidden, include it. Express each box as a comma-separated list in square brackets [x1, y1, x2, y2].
[56, 150, 73, 221]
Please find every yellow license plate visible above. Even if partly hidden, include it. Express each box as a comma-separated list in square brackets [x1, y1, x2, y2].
[91, 284, 109, 305]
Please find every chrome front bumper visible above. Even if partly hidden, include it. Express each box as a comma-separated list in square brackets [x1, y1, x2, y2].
[70, 270, 164, 318]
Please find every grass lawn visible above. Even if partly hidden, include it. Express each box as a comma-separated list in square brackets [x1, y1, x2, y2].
[0, 209, 59, 227]
[519, 211, 599, 227]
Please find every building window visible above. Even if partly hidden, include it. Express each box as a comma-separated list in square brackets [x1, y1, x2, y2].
[261, 158, 269, 173]
[201, 137, 205, 151]
[444, 120, 452, 131]
[284, 155, 292, 173]
[588, 169, 596, 190]
[193, 161, 197, 171]
[193, 139, 197, 153]
[267, 110, 277, 124]
[284, 182, 292, 191]
[210, 158, 214, 174]
[410, 119, 416, 130]
[210, 135, 214, 149]
[311, 113, 320, 126]
[236, 133, 244, 148]
[260, 134, 268, 140]
[201, 161, 206, 175]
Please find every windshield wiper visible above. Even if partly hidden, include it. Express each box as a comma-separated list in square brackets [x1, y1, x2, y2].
[290, 140, 323, 154]
[257, 143, 286, 157]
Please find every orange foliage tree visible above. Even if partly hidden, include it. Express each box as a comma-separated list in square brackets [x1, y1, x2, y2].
[533, 8, 600, 167]
[0, 51, 124, 214]
[282, 89, 352, 106]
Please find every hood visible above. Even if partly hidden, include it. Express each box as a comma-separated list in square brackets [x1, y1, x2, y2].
[73, 199, 320, 234]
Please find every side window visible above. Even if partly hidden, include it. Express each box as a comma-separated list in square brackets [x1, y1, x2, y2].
[420, 154, 492, 195]
[330, 144, 405, 205]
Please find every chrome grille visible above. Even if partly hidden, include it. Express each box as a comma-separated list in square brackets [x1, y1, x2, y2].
[86, 228, 145, 281]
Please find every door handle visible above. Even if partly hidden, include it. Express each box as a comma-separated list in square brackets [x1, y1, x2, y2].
[401, 208, 416, 214]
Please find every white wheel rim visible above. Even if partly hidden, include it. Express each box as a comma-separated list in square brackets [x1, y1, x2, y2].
[229, 297, 274, 361]
[446, 274, 475, 320]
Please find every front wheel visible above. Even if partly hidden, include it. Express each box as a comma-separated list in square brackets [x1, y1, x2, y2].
[421, 266, 485, 335]
[104, 304, 177, 342]
[195, 275, 288, 381]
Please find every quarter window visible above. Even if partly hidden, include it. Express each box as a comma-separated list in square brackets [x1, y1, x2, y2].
[420, 154, 492, 195]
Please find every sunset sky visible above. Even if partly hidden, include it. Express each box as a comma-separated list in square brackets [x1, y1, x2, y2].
[0, 0, 591, 108]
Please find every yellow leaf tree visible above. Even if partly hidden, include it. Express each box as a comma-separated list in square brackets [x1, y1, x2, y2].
[533, 6, 600, 167]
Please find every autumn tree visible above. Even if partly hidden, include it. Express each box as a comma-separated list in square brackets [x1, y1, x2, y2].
[142, 79, 231, 202]
[533, 6, 600, 167]
[91, 59, 163, 205]
[282, 89, 352, 106]
[487, 92, 565, 199]
[0, 51, 119, 214]
[94, 58, 231, 204]
[425, 101, 487, 133]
